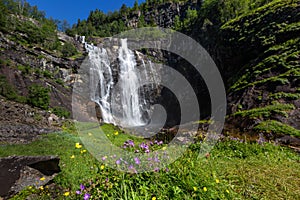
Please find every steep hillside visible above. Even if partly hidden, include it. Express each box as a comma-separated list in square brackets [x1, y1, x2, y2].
[217, 0, 300, 139]
[0, 0, 85, 141]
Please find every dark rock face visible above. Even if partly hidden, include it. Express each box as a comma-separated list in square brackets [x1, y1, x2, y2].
[125, 1, 201, 29]
[0, 156, 60, 199]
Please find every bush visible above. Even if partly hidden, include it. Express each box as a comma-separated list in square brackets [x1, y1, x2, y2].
[61, 42, 77, 57]
[52, 106, 70, 118]
[27, 84, 50, 109]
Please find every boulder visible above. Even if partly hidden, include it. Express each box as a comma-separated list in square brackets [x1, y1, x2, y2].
[0, 156, 60, 199]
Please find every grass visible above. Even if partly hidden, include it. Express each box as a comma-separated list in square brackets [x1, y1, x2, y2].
[1, 123, 300, 199]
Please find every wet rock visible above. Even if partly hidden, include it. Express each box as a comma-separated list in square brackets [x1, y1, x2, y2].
[0, 156, 60, 199]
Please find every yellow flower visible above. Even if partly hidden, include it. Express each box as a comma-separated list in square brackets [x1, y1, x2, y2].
[114, 131, 119, 136]
[193, 187, 198, 191]
[100, 165, 105, 170]
[63, 191, 70, 196]
[216, 179, 220, 184]
[75, 143, 82, 149]
[226, 189, 230, 194]
[70, 155, 75, 159]
[28, 186, 32, 189]
[88, 132, 93, 136]
[107, 134, 110, 137]
[162, 147, 167, 150]
[81, 149, 87, 154]
[40, 177, 45, 181]
[39, 186, 44, 190]
[203, 187, 207, 192]
[152, 197, 156, 200]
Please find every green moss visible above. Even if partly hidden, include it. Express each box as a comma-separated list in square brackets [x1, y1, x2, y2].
[233, 103, 295, 119]
[254, 120, 300, 137]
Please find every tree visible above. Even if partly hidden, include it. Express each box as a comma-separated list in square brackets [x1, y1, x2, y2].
[133, 0, 139, 11]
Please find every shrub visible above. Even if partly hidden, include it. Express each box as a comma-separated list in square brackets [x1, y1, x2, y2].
[52, 106, 70, 118]
[61, 42, 77, 57]
[27, 84, 50, 110]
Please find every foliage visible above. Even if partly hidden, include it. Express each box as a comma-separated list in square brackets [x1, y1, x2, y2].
[52, 106, 71, 118]
[61, 42, 78, 57]
[2, 130, 300, 199]
[0, 74, 26, 102]
[27, 84, 50, 110]
[233, 103, 295, 119]
[254, 120, 300, 137]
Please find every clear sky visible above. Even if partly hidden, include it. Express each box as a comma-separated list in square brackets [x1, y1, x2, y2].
[26, 0, 145, 26]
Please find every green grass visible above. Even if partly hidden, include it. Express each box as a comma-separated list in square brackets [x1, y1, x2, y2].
[1, 124, 300, 199]
[254, 120, 300, 137]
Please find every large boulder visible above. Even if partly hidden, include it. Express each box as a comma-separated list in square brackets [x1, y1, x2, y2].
[0, 156, 60, 199]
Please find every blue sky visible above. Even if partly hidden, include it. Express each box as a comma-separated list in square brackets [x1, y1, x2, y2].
[26, 0, 145, 26]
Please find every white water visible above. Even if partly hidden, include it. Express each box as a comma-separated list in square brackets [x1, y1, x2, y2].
[85, 38, 155, 127]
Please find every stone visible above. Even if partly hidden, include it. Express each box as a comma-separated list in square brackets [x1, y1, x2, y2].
[0, 156, 60, 199]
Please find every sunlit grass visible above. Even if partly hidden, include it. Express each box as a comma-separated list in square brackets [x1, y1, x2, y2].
[1, 125, 300, 199]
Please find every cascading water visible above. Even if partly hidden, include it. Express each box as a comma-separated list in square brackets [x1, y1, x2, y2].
[85, 38, 157, 127]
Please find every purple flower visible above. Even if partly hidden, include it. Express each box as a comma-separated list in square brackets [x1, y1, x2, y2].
[127, 140, 135, 147]
[165, 167, 169, 172]
[84, 193, 91, 200]
[145, 149, 150, 153]
[154, 157, 160, 163]
[80, 184, 85, 190]
[76, 190, 81, 195]
[154, 167, 159, 172]
[158, 141, 163, 145]
[102, 156, 107, 161]
[257, 133, 266, 145]
[134, 157, 141, 165]
[105, 177, 109, 182]
[116, 160, 121, 165]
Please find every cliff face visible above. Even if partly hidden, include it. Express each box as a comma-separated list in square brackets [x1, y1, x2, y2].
[217, 1, 300, 137]
[0, 15, 85, 140]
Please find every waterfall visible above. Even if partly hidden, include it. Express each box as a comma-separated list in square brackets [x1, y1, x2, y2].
[85, 38, 156, 127]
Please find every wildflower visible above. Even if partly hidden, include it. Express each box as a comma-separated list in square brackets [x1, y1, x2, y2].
[28, 186, 32, 189]
[39, 186, 44, 190]
[154, 167, 159, 172]
[116, 160, 121, 165]
[134, 157, 140, 165]
[106, 134, 110, 137]
[216, 179, 220, 184]
[63, 192, 70, 196]
[88, 132, 92, 136]
[76, 190, 81, 195]
[80, 184, 85, 191]
[75, 142, 82, 149]
[226, 189, 230, 194]
[162, 146, 167, 150]
[81, 149, 87, 154]
[70, 155, 75, 159]
[165, 167, 169, 172]
[114, 131, 119, 136]
[84, 193, 91, 200]
[193, 187, 198, 191]
[40, 177, 45, 181]
[203, 187, 207, 192]
[100, 165, 105, 170]
[102, 156, 107, 161]
[152, 197, 156, 200]
[145, 149, 150, 153]
[128, 140, 135, 147]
